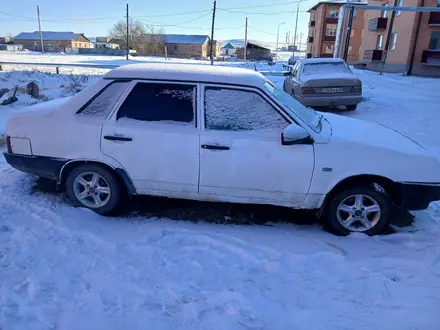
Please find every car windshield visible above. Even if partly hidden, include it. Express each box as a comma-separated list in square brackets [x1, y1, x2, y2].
[263, 80, 322, 133]
[303, 62, 352, 76]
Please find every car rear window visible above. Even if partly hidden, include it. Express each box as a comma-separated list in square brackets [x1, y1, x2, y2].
[77, 81, 130, 118]
[303, 63, 352, 76]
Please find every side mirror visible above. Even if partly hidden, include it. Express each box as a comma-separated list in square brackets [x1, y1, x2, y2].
[281, 124, 312, 145]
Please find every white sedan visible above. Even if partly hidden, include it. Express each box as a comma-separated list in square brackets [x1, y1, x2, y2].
[4, 63, 440, 235]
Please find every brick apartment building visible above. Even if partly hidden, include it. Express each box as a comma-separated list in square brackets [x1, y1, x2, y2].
[306, 0, 367, 62]
[360, 0, 440, 76]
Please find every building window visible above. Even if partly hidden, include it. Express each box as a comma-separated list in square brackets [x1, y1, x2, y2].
[382, 3, 388, 18]
[390, 32, 398, 50]
[429, 32, 440, 50]
[326, 24, 338, 36]
[329, 9, 338, 18]
[377, 35, 384, 49]
[396, 0, 403, 15]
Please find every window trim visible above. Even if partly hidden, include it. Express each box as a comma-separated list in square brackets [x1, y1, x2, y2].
[108, 80, 199, 128]
[201, 84, 293, 131]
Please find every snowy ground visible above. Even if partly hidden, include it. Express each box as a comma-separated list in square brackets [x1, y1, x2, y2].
[1, 53, 440, 330]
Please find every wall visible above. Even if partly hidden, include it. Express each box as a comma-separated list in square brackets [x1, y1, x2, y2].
[359, 0, 440, 76]
[165, 43, 207, 57]
[78, 48, 132, 56]
[411, 0, 440, 76]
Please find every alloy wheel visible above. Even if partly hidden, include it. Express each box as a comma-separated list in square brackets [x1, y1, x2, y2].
[73, 172, 111, 209]
[336, 194, 381, 232]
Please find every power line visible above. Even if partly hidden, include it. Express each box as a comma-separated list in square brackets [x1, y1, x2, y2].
[247, 25, 277, 36]
[132, 9, 212, 18]
[218, 8, 308, 15]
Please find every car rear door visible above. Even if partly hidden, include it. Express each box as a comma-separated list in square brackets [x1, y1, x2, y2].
[198, 84, 314, 207]
[101, 81, 200, 196]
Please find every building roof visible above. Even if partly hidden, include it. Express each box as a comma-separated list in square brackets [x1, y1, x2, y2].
[163, 34, 210, 45]
[221, 42, 235, 49]
[247, 42, 270, 51]
[104, 63, 265, 87]
[13, 31, 89, 41]
[307, 0, 367, 12]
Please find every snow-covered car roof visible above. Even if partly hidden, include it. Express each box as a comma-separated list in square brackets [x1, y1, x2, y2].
[104, 63, 266, 87]
[301, 58, 346, 64]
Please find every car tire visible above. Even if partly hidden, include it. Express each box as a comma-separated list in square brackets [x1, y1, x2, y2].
[346, 105, 357, 111]
[66, 164, 121, 215]
[325, 185, 391, 236]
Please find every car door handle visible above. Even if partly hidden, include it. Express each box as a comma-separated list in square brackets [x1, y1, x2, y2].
[104, 135, 132, 142]
[201, 144, 230, 151]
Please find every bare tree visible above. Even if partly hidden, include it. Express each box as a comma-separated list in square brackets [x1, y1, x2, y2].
[142, 26, 165, 55]
[108, 18, 148, 51]
[109, 19, 166, 55]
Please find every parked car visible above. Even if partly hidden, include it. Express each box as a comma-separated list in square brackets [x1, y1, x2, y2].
[283, 58, 362, 110]
[288, 55, 300, 66]
[4, 63, 440, 235]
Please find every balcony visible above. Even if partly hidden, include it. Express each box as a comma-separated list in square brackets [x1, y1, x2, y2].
[326, 17, 338, 24]
[368, 17, 387, 31]
[308, 36, 314, 43]
[428, 12, 440, 26]
[363, 49, 383, 62]
[421, 50, 440, 65]
[324, 35, 336, 42]
[309, 20, 316, 27]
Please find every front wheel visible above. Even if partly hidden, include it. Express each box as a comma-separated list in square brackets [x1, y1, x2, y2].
[325, 185, 391, 235]
[66, 164, 121, 215]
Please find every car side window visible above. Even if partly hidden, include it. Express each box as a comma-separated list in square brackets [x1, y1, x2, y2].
[204, 87, 288, 131]
[77, 81, 130, 118]
[116, 83, 195, 125]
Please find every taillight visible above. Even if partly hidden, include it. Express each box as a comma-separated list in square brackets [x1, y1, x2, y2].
[6, 136, 12, 153]
[351, 85, 362, 93]
[301, 87, 315, 95]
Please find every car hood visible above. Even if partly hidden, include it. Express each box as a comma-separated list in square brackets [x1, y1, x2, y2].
[323, 112, 428, 156]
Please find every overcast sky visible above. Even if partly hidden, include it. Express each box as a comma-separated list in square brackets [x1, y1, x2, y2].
[0, 0, 317, 44]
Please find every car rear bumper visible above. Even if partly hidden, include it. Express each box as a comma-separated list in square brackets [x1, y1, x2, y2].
[3, 153, 67, 180]
[297, 95, 362, 107]
[399, 182, 440, 210]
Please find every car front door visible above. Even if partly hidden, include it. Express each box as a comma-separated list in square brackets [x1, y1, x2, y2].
[198, 85, 315, 207]
[101, 81, 200, 196]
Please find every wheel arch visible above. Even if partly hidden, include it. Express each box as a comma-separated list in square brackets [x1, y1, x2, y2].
[59, 160, 136, 195]
[322, 174, 402, 209]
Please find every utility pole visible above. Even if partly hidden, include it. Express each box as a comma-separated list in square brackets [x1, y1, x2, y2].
[380, 0, 398, 75]
[244, 17, 248, 63]
[126, 3, 129, 60]
[210, 0, 216, 65]
[299, 32, 303, 52]
[293, 0, 304, 57]
[37, 6, 44, 54]
[276, 22, 285, 51]
[342, 6, 354, 61]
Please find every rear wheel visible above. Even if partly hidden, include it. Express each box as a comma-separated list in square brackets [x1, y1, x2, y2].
[325, 185, 390, 235]
[66, 164, 121, 215]
[346, 105, 357, 111]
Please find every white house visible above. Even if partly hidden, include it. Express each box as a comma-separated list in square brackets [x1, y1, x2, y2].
[220, 42, 236, 56]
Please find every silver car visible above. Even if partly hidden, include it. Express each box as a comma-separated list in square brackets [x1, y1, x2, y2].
[283, 58, 362, 111]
